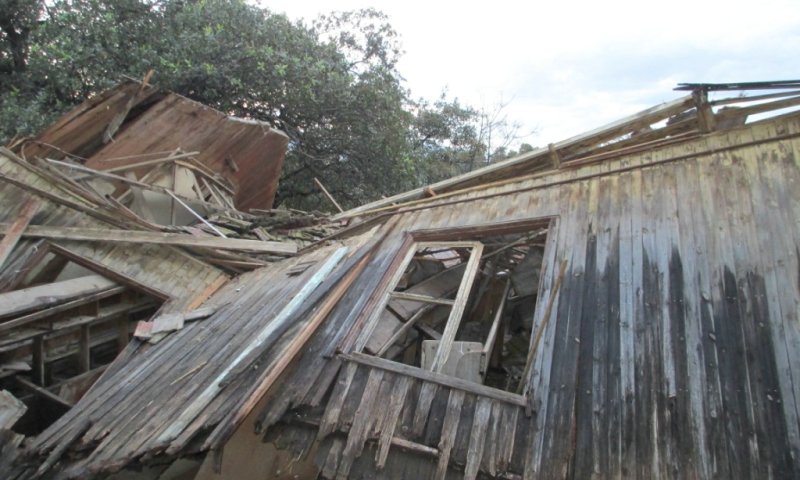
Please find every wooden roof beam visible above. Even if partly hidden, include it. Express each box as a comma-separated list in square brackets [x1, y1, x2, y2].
[0, 223, 297, 255]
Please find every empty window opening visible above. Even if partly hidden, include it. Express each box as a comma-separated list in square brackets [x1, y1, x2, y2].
[362, 223, 551, 393]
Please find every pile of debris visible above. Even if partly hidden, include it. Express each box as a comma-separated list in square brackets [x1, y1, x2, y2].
[0, 80, 345, 462]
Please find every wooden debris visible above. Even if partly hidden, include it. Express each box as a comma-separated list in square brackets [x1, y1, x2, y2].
[0, 390, 26, 428]
[0, 223, 298, 255]
[314, 177, 344, 213]
[0, 198, 39, 268]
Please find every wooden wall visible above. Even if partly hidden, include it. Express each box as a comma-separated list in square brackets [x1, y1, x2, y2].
[262, 112, 800, 479]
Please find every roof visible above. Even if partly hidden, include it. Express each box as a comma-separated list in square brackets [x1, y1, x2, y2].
[8, 80, 800, 478]
[16, 79, 289, 212]
[338, 80, 800, 219]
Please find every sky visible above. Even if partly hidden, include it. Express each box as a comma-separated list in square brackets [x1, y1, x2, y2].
[269, 0, 800, 146]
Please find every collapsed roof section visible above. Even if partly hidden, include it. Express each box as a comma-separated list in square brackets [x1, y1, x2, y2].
[13, 79, 289, 212]
[0, 80, 345, 467]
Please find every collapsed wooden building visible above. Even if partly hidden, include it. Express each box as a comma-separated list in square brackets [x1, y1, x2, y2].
[2, 80, 800, 479]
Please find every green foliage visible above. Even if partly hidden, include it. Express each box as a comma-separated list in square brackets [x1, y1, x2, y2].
[0, 0, 527, 209]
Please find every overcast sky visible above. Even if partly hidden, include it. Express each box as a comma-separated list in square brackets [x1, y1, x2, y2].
[271, 0, 800, 146]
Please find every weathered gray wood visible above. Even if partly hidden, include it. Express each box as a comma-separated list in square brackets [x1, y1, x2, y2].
[34, 418, 92, 478]
[518, 258, 567, 394]
[78, 325, 91, 373]
[0, 223, 297, 254]
[464, 397, 493, 480]
[154, 247, 348, 446]
[319, 362, 359, 438]
[0, 285, 126, 334]
[0, 274, 117, 320]
[336, 369, 385, 479]
[375, 375, 411, 468]
[343, 353, 527, 407]
[430, 242, 484, 372]
[320, 438, 345, 479]
[412, 382, 439, 438]
[336, 95, 694, 218]
[0, 390, 26, 428]
[434, 389, 464, 480]
[376, 303, 439, 357]
[16, 376, 73, 408]
[388, 291, 455, 306]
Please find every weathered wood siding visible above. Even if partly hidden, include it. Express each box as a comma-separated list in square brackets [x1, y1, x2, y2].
[263, 113, 800, 479]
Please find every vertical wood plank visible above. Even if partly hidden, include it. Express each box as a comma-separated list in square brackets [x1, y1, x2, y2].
[318, 362, 358, 438]
[337, 369, 385, 479]
[434, 389, 464, 480]
[375, 376, 411, 469]
[464, 397, 492, 480]
[412, 382, 439, 438]
[79, 325, 91, 373]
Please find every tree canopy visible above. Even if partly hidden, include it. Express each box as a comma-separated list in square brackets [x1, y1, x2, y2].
[0, 0, 531, 210]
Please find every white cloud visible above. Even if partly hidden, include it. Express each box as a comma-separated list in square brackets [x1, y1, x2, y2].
[265, 0, 800, 145]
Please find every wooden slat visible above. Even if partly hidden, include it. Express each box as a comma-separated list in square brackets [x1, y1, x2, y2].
[434, 389, 465, 480]
[318, 362, 359, 438]
[0, 199, 39, 268]
[0, 285, 126, 334]
[1, 223, 297, 255]
[412, 382, 439, 438]
[430, 242, 484, 372]
[16, 376, 73, 408]
[154, 247, 348, 446]
[375, 376, 411, 468]
[336, 369, 385, 479]
[336, 95, 694, 218]
[0, 390, 26, 428]
[464, 397, 493, 480]
[78, 325, 91, 373]
[199, 251, 373, 451]
[0, 274, 117, 320]
[388, 291, 455, 306]
[342, 353, 527, 407]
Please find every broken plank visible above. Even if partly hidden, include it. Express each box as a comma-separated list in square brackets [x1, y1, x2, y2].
[465, 397, 493, 480]
[336, 369, 385, 479]
[314, 177, 344, 213]
[0, 285, 125, 334]
[15, 376, 73, 408]
[0, 198, 39, 269]
[0, 390, 26, 428]
[0, 223, 297, 255]
[388, 292, 455, 306]
[375, 376, 411, 468]
[435, 389, 465, 480]
[0, 274, 117, 320]
[319, 362, 359, 438]
[342, 352, 527, 407]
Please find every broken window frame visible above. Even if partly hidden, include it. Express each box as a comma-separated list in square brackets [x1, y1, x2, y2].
[352, 216, 560, 398]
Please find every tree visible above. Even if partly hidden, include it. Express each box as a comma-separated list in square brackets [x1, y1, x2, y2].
[0, 1, 533, 210]
[0, 0, 43, 75]
[409, 95, 535, 184]
[0, 1, 418, 208]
